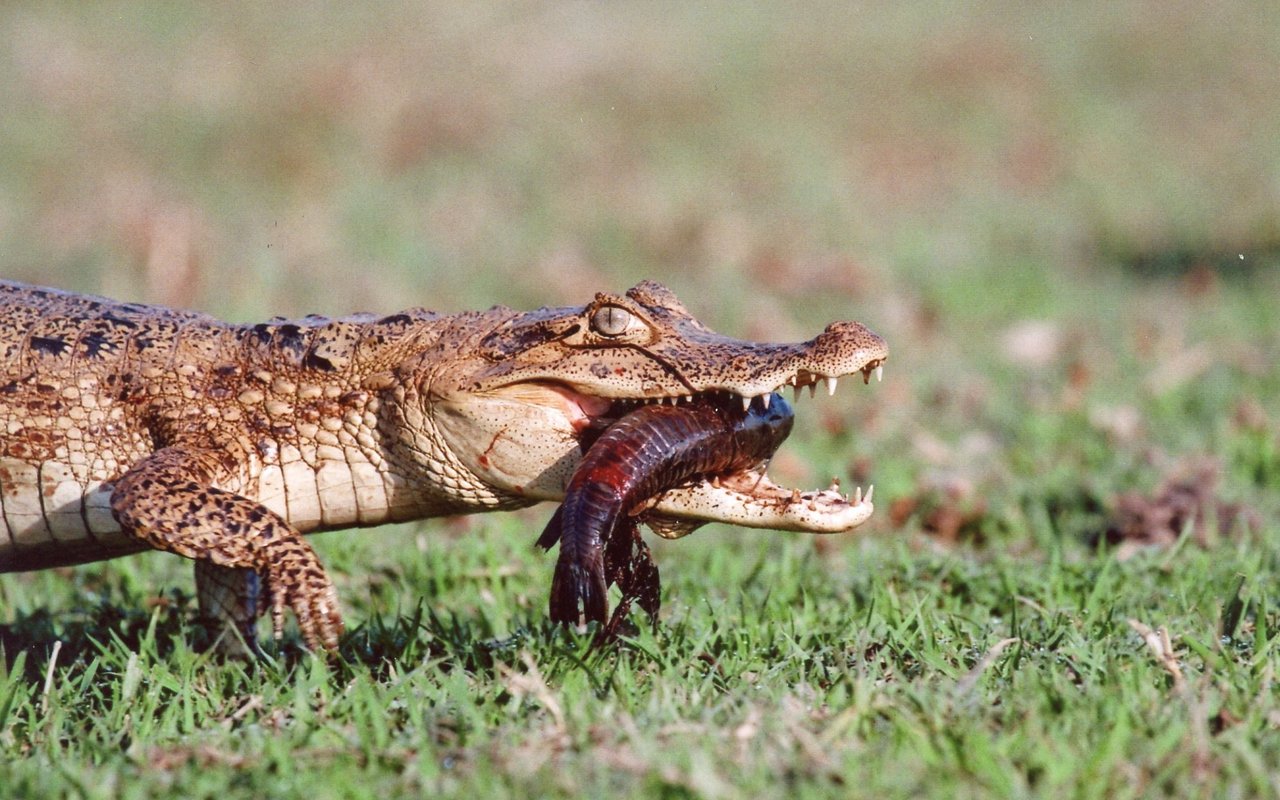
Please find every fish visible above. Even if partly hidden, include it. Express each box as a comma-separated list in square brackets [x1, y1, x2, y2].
[537, 393, 795, 630]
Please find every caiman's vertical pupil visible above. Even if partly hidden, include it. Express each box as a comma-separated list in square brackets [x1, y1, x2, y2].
[591, 305, 632, 336]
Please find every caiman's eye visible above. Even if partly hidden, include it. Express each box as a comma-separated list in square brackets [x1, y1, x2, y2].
[590, 305, 634, 337]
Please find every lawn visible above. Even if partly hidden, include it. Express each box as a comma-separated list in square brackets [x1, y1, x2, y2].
[2, 2, 1279, 798]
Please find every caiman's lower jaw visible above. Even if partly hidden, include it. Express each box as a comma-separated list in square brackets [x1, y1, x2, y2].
[640, 471, 875, 539]
[519, 360, 884, 537]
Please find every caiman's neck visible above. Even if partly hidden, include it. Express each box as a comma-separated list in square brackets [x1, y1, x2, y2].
[222, 306, 533, 533]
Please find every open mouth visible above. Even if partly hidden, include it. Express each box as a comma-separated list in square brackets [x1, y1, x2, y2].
[533, 360, 884, 627]
[529, 357, 885, 537]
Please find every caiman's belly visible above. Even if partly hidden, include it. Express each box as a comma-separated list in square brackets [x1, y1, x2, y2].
[0, 452, 411, 572]
[0, 457, 126, 569]
[250, 449, 412, 530]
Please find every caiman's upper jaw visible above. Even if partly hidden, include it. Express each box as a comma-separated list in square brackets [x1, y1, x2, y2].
[527, 354, 886, 432]
[611, 358, 887, 412]
[470, 289, 889, 408]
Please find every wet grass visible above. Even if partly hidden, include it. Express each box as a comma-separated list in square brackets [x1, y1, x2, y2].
[2, 1, 1280, 797]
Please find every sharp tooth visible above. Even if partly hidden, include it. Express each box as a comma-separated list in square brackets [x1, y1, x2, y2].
[827, 377, 837, 396]
[874, 364, 883, 383]
[854, 485, 862, 504]
[761, 393, 771, 409]
[790, 488, 801, 502]
[741, 394, 751, 412]
[787, 375, 796, 386]
[865, 485, 874, 504]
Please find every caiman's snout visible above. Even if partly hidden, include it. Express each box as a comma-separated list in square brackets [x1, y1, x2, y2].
[819, 320, 887, 361]
[655, 317, 887, 403]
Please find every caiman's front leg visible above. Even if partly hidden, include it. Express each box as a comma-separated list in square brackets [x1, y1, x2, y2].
[109, 446, 343, 652]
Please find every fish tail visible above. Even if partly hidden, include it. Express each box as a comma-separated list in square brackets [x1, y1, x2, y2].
[549, 558, 608, 625]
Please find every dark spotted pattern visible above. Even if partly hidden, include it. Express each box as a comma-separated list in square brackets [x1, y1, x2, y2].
[0, 279, 886, 655]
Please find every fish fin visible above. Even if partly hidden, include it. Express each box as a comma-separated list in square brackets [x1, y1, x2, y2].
[636, 550, 661, 622]
[536, 505, 566, 550]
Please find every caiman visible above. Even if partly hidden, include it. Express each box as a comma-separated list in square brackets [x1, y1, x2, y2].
[0, 279, 886, 653]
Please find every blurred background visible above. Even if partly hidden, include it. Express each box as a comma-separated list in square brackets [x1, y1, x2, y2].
[1, 0, 1277, 546]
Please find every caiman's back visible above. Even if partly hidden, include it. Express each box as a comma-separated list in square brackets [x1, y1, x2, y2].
[0, 281, 232, 570]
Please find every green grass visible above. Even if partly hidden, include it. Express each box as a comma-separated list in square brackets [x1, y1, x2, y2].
[3, 0, 1280, 797]
[5, 526, 1280, 797]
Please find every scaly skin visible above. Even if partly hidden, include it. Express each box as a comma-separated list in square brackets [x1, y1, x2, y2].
[0, 279, 887, 653]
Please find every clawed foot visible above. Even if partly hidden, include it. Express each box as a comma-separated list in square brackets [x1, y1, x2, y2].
[263, 541, 345, 652]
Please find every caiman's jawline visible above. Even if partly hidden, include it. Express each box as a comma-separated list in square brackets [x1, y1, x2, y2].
[644, 470, 876, 538]
[496, 357, 886, 536]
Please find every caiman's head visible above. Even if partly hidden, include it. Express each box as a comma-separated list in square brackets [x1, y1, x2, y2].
[425, 280, 887, 534]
